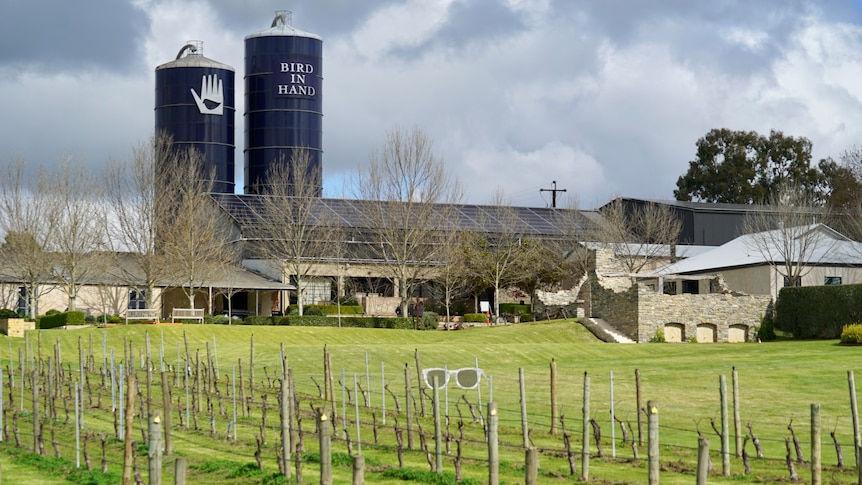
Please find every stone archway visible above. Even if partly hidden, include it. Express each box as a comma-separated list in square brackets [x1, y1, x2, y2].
[728, 324, 749, 343]
[664, 323, 685, 343]
[696, 323, 717, 343]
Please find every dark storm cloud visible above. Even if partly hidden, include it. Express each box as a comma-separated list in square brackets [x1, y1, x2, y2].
[386, 0, 527, 60]
[0, 0, 150, 73]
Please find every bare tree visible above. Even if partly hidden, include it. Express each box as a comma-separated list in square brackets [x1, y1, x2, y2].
[515, 238, 569, 307]
[461, 191, 529, 320]
[157, 147, 235, 310]
[43, 159, 109, 311]
[253, 150, 334, 316]
[592, 198, 682, 276]
[545, 196, 595, 294]
[0, 158, 56, 316]
[103, 135, 178, 310]
[742, 183, 834, 287]
[432, 219, 470, 327]
[353, 125, 463, 315]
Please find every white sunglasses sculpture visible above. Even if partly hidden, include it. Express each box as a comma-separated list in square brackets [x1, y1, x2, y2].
[422, 367, 484, 390]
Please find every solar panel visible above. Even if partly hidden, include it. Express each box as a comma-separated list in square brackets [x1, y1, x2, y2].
[209, 194, 596, 239]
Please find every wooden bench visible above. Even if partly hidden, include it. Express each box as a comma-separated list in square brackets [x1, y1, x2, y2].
[125, 308, 160, 325]
[171, 308, 205, 323]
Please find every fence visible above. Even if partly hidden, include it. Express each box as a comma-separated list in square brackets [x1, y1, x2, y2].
[0, 331, 860, 484]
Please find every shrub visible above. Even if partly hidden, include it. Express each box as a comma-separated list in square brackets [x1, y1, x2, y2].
[520, 312, 535, 322]
[0, 308, 17, 319]
[841, 323, 862, 344]
[108, 315, 122, 324]
[464, 313, 488, 323]
[39, 311, 87, 330]
[336, 296, 358, 306]
[302, 306, 326, 316]
[212, 315, 230, 325]
[499, 303, 531, 315]
[757, 312, 776, 341]
[273, 315, 414, 329]
[415, 311, 438, 330]
[318, 304, 363, 315]
[649, 330, 666, 343]
[243, 315, 274, 326]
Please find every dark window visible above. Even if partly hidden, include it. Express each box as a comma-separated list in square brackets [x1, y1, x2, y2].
[129, 289, 147, 310]
[783, 276, 802, 287]
[662, 281, 677, 294]
[824, 276, 842, 285]
[682, 280, 699, 294]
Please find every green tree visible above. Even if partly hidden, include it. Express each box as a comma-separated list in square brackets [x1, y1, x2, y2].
[674, 128, 825, 204]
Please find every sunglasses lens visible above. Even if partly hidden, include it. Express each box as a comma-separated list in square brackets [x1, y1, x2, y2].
[425, 369, 447, 389]
[456, 369, 479, 389]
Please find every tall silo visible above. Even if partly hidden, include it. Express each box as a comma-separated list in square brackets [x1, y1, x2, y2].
[155, 41, 236, 193]
[245, 11, 323, 195]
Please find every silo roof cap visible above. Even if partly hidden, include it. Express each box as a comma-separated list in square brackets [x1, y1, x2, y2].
[245, 11, 322, 41]
[155, 42, 234, 71]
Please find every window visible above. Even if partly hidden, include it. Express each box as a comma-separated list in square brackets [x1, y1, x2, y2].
[783, 276, 802, 287]
[129, 289, 147, 310]
[682, 280, 699, 294]
[824, 276, 842, 285]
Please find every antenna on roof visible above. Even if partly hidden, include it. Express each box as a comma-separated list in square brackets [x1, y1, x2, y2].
[540, 180, 567, 208]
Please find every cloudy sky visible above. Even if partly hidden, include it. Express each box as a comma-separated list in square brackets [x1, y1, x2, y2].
[3, 0, 862, 208]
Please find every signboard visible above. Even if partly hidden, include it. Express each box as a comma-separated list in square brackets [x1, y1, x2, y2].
[275, 61, 318, 97]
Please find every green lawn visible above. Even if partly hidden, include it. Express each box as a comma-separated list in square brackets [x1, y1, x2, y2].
[0, 320, 859, 484]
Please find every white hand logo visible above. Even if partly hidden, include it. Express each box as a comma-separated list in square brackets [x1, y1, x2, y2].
[190, 74, 224, 115]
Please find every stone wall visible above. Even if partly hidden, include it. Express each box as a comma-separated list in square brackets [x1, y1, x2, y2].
[0, 318, 34, 337]
[589, 269, 771, 343]
[589, 274, 639, 340]
[636, 287, 771, 343]
[362, 295, 400, 316]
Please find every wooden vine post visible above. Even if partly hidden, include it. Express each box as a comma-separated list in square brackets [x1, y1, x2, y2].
[550, 358, 558, 435]
[318, 408, 332, 485]
[720, 374, 730, 476]
[582, 372, 590, 481]
[636, 368, 643, 446]
[280, 355, 291, 480]
[647, 400, 659, 485]
[488, 402, 499, 485]
[811, 403, 821, 485]
[122, 371, 136, 485]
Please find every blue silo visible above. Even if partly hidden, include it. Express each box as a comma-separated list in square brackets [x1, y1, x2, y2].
[244, 11, 323, 195]
[155, 41, 236, 193]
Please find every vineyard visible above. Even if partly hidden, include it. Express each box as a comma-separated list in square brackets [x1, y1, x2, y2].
[0, 320, 859, 484]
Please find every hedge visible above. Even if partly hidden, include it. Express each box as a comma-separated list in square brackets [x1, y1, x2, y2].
[775, 284, 862, 339]
[313, 305, 364, 315]
[464, 313, 488, 323]
[499, 303, 531, 315]
[39, 311, 87, 330]
[239, 315, 416, 329]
